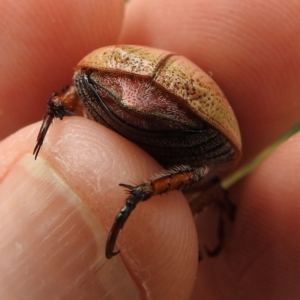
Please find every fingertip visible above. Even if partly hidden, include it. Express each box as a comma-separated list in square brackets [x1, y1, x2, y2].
[221, 131, 300, 298]
[0, 153, 142, 299]
[42, 117, 199, 299]
[1, 118, 198, 299]
[191, 132, 300, 299]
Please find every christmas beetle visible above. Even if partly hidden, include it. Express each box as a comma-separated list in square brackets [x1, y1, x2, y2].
[34, 45, 242, 259]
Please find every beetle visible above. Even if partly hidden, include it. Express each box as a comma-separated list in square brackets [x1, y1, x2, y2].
[34, 45, 242, 259]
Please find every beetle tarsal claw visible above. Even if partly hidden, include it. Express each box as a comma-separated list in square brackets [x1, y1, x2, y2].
[105, 246, 120, 259]
[107, 250, 120, 259]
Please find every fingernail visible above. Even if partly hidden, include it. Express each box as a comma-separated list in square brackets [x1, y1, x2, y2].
[0, 154, 141, 300]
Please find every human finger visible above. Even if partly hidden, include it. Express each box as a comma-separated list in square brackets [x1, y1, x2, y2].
[191, 131, 300, 299]
[0, 118, 198, 300]
[120, 0, 300, 163]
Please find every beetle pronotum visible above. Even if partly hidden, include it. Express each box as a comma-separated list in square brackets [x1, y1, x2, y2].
[34, 45, 241, 259]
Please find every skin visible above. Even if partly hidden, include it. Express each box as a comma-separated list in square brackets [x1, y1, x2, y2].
[0, 0, 300, 299]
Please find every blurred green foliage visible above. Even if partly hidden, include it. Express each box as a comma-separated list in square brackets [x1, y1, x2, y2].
[224, 121, 300, 187]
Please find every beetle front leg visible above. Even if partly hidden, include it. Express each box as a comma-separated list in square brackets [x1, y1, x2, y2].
[33, 86, 83, 159]
[105, 165, 209, 259]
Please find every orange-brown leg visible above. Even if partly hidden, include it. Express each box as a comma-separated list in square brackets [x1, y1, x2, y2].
[105, 165, 210, 259]
[33, 86, 83, 158]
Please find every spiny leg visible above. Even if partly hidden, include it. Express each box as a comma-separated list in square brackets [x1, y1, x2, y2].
[105, 165, 209, 259]
[106, 194, 139, 258]
[190, 181, 236, 259]
[33, 86, 82, 159]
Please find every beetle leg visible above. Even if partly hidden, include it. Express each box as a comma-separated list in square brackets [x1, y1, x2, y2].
[205, 190, 235, 257]
[198, 248, 203, 261]
[188, 177, 236, 219]
[205, 187, 236, 258]
[204, 217, 224, 257]
[33, 86, 82, 159]
[105, 165, 209, 259]
[221, 189, 236, 222]
[187, 178, 236, 259]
